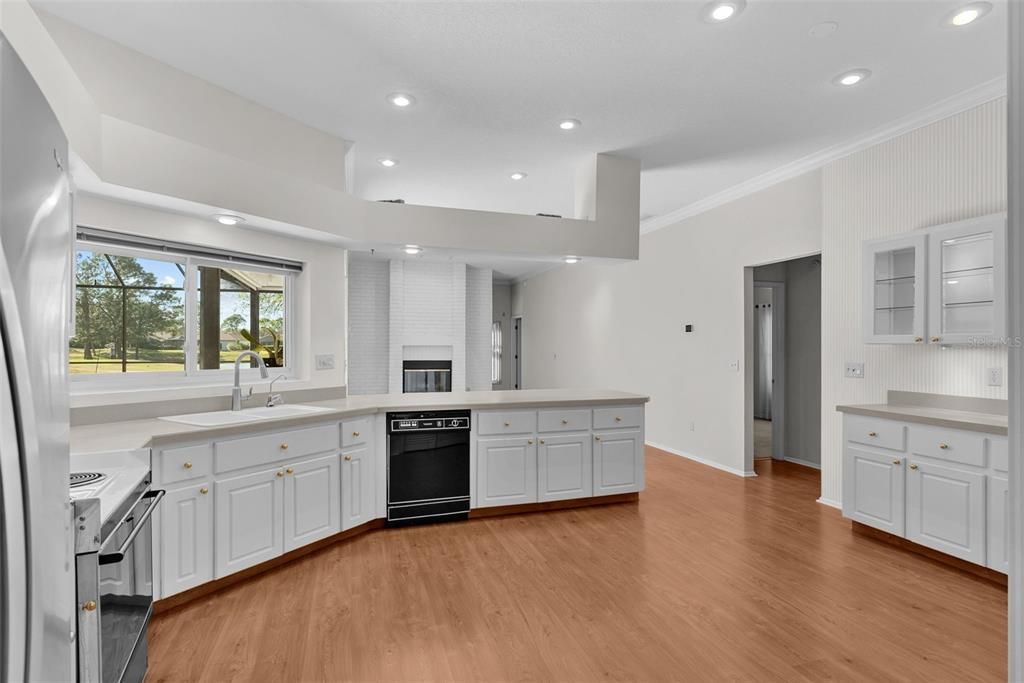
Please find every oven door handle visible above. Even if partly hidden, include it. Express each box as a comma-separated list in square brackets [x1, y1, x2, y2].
[98, 489, 165, 566]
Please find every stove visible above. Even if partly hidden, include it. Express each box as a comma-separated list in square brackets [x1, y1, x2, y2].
[70, 472, 106, 488]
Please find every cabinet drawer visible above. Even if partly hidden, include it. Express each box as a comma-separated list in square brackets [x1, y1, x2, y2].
[844, 415, 906, 452]
[214, 424, 338, 474]
[908, 424, 985, 467]
[593, 406, 643, 430]
[477, 410, 537, 436]
[342, 416, 372, 448]
[159, 443, 212, 485]
[990, 437, 1008, 473]
[538, 409, 592, 433]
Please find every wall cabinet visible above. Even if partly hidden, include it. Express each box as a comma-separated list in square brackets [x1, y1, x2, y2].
[477, 437, 538, 507]
[160, 481, 213, 596]
[863, 213, 1006, 345]
[538, 434, 592, 502]
[841, 411, 1004, 573]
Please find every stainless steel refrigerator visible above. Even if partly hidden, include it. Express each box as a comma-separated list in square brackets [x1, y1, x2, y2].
[0, 31, 75, 682]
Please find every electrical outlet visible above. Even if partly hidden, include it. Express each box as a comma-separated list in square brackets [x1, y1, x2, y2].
[987, 367, 1003, 387]
[845, 362, 865, 379]
[728, 360, 739, 372]
[315, 354, 335, 370]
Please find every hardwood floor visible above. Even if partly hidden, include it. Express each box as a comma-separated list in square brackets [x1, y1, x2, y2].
[148, 448, 1007, 682]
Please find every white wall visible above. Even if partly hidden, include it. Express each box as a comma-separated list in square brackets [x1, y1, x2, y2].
[820, 99, 1008, 504]
[71, 193, 347, 406]
[346, 255, 389, 395]
[466, 267, 493, 391]
[516, 171, 823, 476]
[492, 283, 513, 390]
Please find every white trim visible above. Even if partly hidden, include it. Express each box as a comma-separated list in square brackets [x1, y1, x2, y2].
[785, 457, 821, 471]
[640, 76, 1008, 234]
[646, 441, 756, 478]
[816, 496, 841, 510]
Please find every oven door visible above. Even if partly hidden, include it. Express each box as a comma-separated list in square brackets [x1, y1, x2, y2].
[89, 489, 163, 683]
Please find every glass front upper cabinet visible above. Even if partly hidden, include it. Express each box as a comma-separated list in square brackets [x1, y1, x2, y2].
[863, 234, 926, 344]
[927, 214, 1006, 345]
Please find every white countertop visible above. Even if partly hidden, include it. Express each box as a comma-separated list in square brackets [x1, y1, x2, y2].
[835, 402, 1008, 436]
[71, 389, 649, 454]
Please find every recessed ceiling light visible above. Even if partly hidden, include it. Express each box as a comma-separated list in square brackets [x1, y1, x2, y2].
[558, 119, 581, 131]
[378, 158, 398, 168]
[510, 172, 527, 181]
[387, 92, 416, 108]
[563, 255, 581, 264]
[404, 245, 422, 255]
[946, 2, 991, 26]
[214, 213, 244, 226]
[702, 0, 746, 23]
[832, 69, 871, 87]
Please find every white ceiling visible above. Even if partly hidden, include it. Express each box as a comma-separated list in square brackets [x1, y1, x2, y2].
[35, 0, 1007, 225]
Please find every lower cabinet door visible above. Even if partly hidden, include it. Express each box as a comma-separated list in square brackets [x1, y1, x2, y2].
[285, 453, 341, 551]
[538, 434, 592, 502]
[906, 460, 986, 564]
[593, 430, 642, 495]
[842, 446, 905, 536]
[215, 468, 284, 577]
[160, 481, 214, 597]
[987, 476, 1009, 573]
[477, 437, 538, 507]
[342, 443, 375, 531]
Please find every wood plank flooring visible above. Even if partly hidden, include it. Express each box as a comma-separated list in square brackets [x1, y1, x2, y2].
[148, 448, 1007, 682]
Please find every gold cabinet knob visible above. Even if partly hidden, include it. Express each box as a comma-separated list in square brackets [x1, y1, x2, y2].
[527, 439, 534, 445]
[909, 463, 919, 470]
[868, 432, 877, 437]
[595, 435, 602, 441]
[939, 443, 949, 450]
[276, 471, 284, 477]
[931, 337, 941, 343]
[539, 439, 545, 445]
[286, 467, 294, 474]
[82, 600, 97, 612]
[892, 460, 901, 465]
[504, 421, 510, 427]
[352, 431, 360, 437]
[280, 443, 289, 450]
[183, 461, 193, 469]
[914, 337, 923, 343]
[200, 487, 209, 495]
[344, 455, 352, 461]
[615, 416, 622, 422]
[561, 419, 569, 425]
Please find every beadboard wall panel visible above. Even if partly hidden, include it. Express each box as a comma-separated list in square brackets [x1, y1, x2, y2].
[820, 98, 1008, 504]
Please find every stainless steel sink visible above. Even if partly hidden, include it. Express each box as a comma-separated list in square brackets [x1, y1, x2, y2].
[158, 404, 332, 427]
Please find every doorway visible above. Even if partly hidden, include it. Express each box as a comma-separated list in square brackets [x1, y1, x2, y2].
[746, 254, 822, 475]
[512, 316, 522, 390]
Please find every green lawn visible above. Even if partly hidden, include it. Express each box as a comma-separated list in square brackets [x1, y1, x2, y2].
[69, 347, 247, 374]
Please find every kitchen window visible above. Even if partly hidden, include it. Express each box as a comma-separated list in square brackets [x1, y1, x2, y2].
[71, 228, 299, 386]
[491, 321, 502, 384]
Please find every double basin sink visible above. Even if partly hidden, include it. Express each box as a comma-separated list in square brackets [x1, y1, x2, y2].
[158, 404, 333, 427]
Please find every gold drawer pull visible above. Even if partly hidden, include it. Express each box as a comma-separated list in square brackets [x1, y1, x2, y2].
[939, 443, 949, 450]
[200, 487, 209, 495]
[931, 337, 941, 343]
[280, 443, 289, 450]
[344, 455, 352, 461]
[595, 435, 602, 441]
[561, 419, 569, 425]
[504, 421, 511, 427]
[528, 439, 534, 445]
[276, 471, 284, 477]
[352, 431, 360, 437]
[286, 467, 294, 474]
[914, 337, 923, 343]
[868, 432, 877, 437]
[183, 461, 193, 469]
[909, 464, 919, 470]
[615, 416, 622, 422]
[892, 460, 901, 465]
[82, 600, 97, 612]
[540, 439, 545, 445]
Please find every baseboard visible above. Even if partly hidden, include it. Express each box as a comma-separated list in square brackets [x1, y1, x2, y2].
[646, 442, 756, 478]
[785, 457, 821, 470]
[816, 496, 842, 510]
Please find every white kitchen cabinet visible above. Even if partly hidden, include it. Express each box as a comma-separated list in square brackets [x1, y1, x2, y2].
[906, 460, 986, 564]
[927, 214, 1006, 345]
[477, 437, 537, 507]
[341, 443, 375, 530]
[862, 234, 926, 344]
[538, 433, 592, 502]
[215, 467, 284, 577]
[284, 453, 340, 551]
[160, 481, 213, 597]
[988, 476, 1008, 573]
[842, 447, 905, 536]
[593, 430, 643, 495]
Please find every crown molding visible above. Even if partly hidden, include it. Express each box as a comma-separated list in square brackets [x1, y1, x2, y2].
[640, 76, 1008, 235]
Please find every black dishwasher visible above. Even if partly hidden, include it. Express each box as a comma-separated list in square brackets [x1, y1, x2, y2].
[387, 410, 471, 526]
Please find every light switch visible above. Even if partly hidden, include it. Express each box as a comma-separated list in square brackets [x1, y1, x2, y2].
[315, 354, 336, 370]
[845, 362, 865, 379]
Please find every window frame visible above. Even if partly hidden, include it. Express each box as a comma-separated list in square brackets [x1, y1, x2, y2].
[70, 241, 296, 391]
